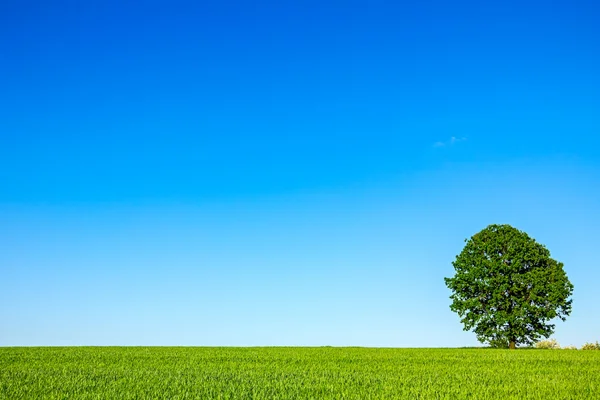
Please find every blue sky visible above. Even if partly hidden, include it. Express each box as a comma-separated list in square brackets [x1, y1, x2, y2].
[1, 0, 599, 346]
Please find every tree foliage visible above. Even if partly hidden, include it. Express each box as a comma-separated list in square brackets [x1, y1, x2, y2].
[445, 224, 573, 349]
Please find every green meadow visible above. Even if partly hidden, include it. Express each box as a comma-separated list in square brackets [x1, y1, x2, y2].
[1, 347, 599, 399]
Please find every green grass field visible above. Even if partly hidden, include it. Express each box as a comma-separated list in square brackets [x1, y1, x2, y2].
[1, 347, 599, 399]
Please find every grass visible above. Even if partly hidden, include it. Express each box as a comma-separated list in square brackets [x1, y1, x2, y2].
[1, 347, 599, 399]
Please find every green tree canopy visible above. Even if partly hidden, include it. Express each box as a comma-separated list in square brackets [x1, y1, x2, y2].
[445, 224, 573, 349]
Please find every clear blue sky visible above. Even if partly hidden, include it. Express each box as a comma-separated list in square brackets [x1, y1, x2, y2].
[1, 0, 599, 347]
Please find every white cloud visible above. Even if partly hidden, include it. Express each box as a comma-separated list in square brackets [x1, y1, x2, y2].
[434, 136, 466, 147]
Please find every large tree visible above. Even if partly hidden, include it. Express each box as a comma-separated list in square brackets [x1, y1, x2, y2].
[445, 224, 573, 349]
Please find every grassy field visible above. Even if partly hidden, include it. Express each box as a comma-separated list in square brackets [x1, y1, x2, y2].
[1, 347, 599, 399]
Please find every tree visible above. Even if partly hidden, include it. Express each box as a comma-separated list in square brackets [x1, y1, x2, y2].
[444, 224, 573, 349]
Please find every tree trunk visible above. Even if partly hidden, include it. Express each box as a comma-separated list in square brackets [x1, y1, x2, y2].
[509, 341, 516, 350]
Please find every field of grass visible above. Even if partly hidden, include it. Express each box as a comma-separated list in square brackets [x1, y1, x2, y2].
[1, 347, 599, 399]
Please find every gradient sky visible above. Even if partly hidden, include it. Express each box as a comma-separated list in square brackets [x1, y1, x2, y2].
[1, 0, 599, 347]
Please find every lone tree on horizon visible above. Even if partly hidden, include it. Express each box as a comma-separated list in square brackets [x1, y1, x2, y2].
[445, 224, 573, 349]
